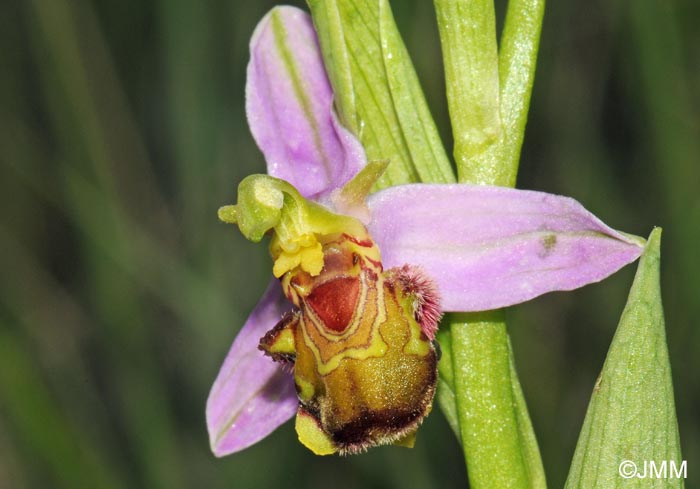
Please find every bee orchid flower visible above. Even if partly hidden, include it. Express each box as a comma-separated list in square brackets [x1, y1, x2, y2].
[206, 6, 644, 457]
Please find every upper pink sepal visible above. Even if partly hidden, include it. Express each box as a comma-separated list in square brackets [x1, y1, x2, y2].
[206, 281, 297, 456]
[367, 184, 644, 312]
[246, 6, 365, 200]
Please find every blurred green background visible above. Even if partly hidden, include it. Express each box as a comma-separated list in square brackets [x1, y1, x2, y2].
[1, 0, 698, 487]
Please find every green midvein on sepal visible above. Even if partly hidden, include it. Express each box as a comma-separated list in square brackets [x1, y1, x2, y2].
[270, 10, 333, 175]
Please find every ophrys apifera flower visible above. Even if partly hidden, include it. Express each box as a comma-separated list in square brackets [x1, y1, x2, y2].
[206, 6, 644, 457]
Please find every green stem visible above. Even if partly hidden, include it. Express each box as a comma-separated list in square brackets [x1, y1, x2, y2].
[434, 0, 547, 486]
[445, 311, 546, 488]
[434, 0, 502, 173]
[451, 312, 530, 488]
[434, 0, 545, 187]
[493, 0, 546, 185]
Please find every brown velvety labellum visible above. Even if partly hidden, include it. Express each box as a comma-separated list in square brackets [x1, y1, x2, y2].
[261, 231, 440, 455]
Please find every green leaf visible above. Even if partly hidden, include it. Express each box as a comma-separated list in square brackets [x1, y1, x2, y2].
[436, 328, 460, 437]
[434, 0, 544, 186]
[307, 0, 455, 188]
[310, 4, 547, 487]
[509, 338, 548, 489]
[565, 228, 684, 488]
[495, 0, 545, 185]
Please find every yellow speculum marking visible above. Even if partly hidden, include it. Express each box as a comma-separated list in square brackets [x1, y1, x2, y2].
[298, 267, 394, 375]
[264, 238, 438, 455]
[300, 312, 389, 377]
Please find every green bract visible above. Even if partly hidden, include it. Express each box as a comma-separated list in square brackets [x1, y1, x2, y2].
[566, 228, 684, 488]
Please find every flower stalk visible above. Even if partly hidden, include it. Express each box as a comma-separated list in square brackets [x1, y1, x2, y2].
[434, 0, 502, 171]
[435, 0, 547, 486]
